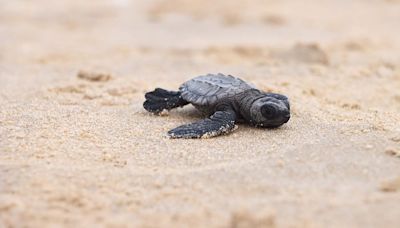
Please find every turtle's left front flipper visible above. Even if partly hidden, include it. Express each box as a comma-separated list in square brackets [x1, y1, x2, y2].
[168, 110, 236, 139]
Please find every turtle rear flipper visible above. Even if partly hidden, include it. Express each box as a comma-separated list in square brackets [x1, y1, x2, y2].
[143, 88, 188, 114]
[168, 110, 236, 139]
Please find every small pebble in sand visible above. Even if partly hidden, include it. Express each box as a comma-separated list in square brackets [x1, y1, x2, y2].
[380, 176, 400, 192]
[344, 41, 366, 51]
[222, 13, 242, 26]
[14, 132, 25, 139]
[284, 43, 329, 65]
[341, 103, 361, 110]
[77, 70, 112, 82]
[102, 153, 114, 161]
[262, 14, 286, 26]
[230, 210, 275, 228]
[277, 160, 285, 167]
[385, 148, 400, 157]
[364, 144, 373, 149]
[390, 136, 400, 142]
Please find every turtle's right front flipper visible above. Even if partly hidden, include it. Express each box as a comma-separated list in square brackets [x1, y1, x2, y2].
[168, 110, 236, 139]
[143, 88, 188, 114]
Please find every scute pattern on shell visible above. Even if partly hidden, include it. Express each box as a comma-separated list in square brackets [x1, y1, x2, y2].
[179, 73, 252, 106]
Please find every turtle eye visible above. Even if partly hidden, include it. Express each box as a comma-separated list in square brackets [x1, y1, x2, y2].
[261, 104, 276, 118]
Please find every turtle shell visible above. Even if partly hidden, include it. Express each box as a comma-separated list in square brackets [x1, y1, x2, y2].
[179, 73, 253, 106]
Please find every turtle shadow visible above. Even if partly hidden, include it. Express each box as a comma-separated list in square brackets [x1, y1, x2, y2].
[171, 106, 204, 119]
[235, 121, 291, 133]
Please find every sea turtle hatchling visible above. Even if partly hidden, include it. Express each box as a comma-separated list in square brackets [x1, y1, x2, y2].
[143, 73, 290, 138]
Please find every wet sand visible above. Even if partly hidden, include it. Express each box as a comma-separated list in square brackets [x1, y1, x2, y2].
[1, 0, 400, 227]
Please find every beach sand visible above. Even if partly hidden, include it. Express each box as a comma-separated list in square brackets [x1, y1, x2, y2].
[1, 0, 400, 227]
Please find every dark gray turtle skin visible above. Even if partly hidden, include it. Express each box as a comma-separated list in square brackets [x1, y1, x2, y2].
[143, 73, 290, 139]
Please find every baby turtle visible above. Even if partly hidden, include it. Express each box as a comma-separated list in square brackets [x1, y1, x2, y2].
[144, 73, 290, 138]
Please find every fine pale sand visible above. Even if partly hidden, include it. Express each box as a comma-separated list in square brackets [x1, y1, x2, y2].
[1, 0, 400, 227]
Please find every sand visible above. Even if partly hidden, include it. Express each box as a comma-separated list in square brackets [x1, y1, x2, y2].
[1, 0, 400, 227]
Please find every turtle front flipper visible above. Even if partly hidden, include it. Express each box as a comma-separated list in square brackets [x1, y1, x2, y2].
[168, 110, 236, 139]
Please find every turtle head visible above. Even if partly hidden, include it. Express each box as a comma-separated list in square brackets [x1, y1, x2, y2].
[249, 95, 290, 128]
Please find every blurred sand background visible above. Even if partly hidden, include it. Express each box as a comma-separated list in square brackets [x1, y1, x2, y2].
[1, 0, 400, 227]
